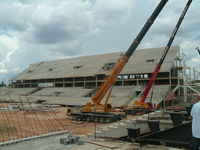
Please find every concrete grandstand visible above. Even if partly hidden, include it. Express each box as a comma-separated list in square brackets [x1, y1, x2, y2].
[1, 46, 183, 107]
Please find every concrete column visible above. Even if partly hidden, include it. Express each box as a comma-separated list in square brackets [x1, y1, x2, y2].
[37, 80, 39, 88]
[84, 77, 86, 88]
[53, 79, 55, 88]
[136, 75, 139, 86]
[189, 67, 191, 94]
[193, 67, 196, 90]
[193, 67, 196, 81]
[73, 78, 75, 87]
[95, 76, 98, 88]
[178, 69, 180, 96]
[122, 75, 124, 86]
[183, 53, 187, 102]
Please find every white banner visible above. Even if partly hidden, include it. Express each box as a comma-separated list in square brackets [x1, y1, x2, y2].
[38, 82, 53, 87]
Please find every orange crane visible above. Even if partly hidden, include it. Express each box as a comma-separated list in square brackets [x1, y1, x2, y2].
[124, 0, 193, 114]
[67, 0, 168, 123]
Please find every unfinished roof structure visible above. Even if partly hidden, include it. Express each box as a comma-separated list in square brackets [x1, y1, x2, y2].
[5, 46, 182, 106]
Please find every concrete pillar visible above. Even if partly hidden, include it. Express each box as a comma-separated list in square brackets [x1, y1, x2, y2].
[183, 53, 187, 102]
[193, 67, 196, 82]
[193, 67, 196, 90]
[189, 67, 191, 94]
[95, 76, 98, 88]
[84, 77, 86, 88]
[136, 75, 139, 86]
[73, 78, 75, 87]
[53, 80, 56, 87]
[177, 68, 180, 97]
[37, 80, 39, 88]
[122, 75, 124, 86]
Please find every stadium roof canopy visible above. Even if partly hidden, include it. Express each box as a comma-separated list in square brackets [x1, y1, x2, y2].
[12, 46, 179, 81]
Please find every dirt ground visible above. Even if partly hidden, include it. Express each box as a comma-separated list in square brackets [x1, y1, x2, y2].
[56, 107, 103, 135]
[0, 106, 103, 142]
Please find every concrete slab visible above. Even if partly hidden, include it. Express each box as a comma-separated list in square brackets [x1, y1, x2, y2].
[0, 134, 69, 150]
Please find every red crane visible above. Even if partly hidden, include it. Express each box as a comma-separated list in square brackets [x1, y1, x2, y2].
[128, 0, 193, 111]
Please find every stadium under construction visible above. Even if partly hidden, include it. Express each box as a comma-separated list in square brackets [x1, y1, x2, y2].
[0, 0, 199, 149]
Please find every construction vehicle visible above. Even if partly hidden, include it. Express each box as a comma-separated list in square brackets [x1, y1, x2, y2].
[67, 0, 168, 123]
[124, 0, 193, 115]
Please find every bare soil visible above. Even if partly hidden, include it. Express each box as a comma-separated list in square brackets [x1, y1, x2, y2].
[0, 106, 102, 142]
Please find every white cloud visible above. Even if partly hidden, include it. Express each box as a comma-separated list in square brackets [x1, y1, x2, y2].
[93, 0, 134, 25]
[0, 0, 199, 83]
[139, 0, 200, 73]
[0, 35, 19, 75]
[13, 67, 21, 72]
[0, 0, 135, 82]
[180, 40, 200, 69]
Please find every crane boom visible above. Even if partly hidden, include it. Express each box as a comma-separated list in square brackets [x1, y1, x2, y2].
[140, 0, 193, 103]
[195, 47, 200, 55]
[92, 0, 168, 105]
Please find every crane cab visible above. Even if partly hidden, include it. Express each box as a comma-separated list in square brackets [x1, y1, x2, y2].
[66, 107, 81, 116]
[133, 101, 151, 109]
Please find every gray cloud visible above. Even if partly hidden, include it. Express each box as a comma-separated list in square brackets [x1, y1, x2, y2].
[93, 0, 134, 25]
[140, 0, 200, 49]
[34, 23, 74, 44]
[0, 0, 135, 82]
[0, 2, 31, 32]
[30, 1, 95, 44]
[0, 0, 199, 83]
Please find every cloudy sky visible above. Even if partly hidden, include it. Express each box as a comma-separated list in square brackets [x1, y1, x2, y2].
[0, 0, 199, 83]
